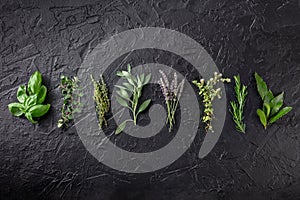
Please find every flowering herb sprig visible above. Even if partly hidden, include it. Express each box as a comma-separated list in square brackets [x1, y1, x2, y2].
[193, 72, 230, 132]
[159, 70, 184, 132]
[57, 76, 83, 128]
[90, 74, 110, 129]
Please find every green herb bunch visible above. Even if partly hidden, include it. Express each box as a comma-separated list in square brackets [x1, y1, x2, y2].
[255, 72, 292, 129]
[230, 75, 247, 133]
[115, 64, 151, 134]
[90, 74, 110, 129]
[57, 76, 82, 128]
[159, 70, 185, 132]
[193, 72, 231, 132]
[8, 71, 50, 124]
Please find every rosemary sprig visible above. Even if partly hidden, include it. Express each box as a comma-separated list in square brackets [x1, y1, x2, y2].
[90, 74, 110, 129]
[57, 76, 82, 128]
[193, 72, 230, 132]
[230, 75, 247, 133]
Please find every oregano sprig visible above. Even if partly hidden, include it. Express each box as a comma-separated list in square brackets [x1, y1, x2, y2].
[90, 74, 110, 129]
[255, 72, 292, 129]
[57, 76, 82, 128]
[115, 64, 151, 134]
[193, 72, 230, 132]
[230, 75, 247, 133]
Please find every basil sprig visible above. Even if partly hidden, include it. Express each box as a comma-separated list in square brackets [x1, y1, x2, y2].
[8, 71, 50, 124]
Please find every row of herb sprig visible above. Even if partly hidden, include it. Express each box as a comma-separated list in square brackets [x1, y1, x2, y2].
[8, 69, 292, 134]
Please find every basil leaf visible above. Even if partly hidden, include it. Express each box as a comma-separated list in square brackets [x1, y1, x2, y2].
[137, 99, 151, 114]
[25, 94, 37, 108]
[17, 85, 27, 103]
[28, 104, 50, 117]
[37, 85, 47, 104]
[8, 103, 24, 116]
[25, 112, 37, 124]
[257, 109, 267, 129]
[28, 71, 42, 95]
[269, 106, 292, 124]
[255, 72, 268, 101]
[264, 90, 274, 104]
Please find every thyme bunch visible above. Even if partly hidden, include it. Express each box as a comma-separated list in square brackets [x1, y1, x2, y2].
[57, 76, 82, 128]
[159, 70, 184, 132]
[193, 72, 230, 132]
[230, 75, 247, 133]
[90, 75, 110, 129]
[115, 64, 151, 134]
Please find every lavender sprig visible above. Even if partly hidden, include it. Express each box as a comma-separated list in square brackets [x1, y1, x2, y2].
[159, 70, 184, 132]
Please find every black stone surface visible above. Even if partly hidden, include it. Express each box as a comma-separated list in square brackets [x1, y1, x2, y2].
[1, 0, 300, 199]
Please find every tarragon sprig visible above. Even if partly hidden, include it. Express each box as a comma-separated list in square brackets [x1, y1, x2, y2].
[230, 75, 247, 133]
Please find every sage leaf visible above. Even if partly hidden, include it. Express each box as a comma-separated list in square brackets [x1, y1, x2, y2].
[8, 103, 24, 117]
[257, 109, 267, 129]
[29, 104, 51, 117]
[269, 106, 292, 124]
[116, 96, 128, 108]
[115, 120, 127, 135]
[138, 99, 151, 114]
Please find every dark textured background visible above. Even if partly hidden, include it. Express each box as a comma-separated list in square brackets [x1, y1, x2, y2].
[1, 0, 300, 199]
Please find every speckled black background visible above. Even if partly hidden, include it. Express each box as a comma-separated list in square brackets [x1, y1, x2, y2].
[1, 0, 300, 199]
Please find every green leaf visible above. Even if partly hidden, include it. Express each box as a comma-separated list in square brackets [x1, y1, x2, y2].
[137, 99, 151, 114]
[28, 104, 50, 117]
[37, 85, 47, 104]
[140, 73, 145, 83]
[115, 85, 128, 91]
[127, 77, 135, 86]
[117, 88, 129, 99]
[25, 94, 37, 108]
[269, 92, 284, 116]
[264, 90, 274, 103]
[144, 74, 151, 85]
[269, 106, 292, 124]
[17, 85, 27, 103]
[263, 103, 271, 117]
[116, 71, 124, 77]
[116, 96, 128, 108]
[255, 72, 269, 101]
[257, 109, 267, 129]
[25, 112, 37, 124]
[8, 103, 24, 117]
[115, 120, 127, 135]
[122, 82, 134, 91]
[28, 71, 42, 95]
[121, 71, 130, 77]
[127, 64, 131, 72]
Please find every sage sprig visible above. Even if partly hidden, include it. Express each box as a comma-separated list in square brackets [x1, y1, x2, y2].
[255, 72, 292, 129]
[159, 70, 184, 132]
[57, 76, 82, 128]
[193, 72, 230, 132]
[8, 71, 50, 124]
[115, 64, 151, 135]
[230, 75, 247, 133]
[90, 74, 110, 129]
